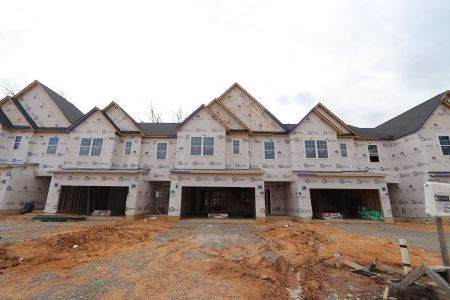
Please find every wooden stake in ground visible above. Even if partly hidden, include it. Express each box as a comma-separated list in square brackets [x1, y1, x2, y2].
[333, 253, 342, 269]
[399, 239, 412, 274]
[436, 217, 450, 283]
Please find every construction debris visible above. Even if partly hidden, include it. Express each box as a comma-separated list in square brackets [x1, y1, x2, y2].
[392, 264, 450, 295]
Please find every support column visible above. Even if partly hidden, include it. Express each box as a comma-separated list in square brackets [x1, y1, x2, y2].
[167, 180, 181, 221]
[379, 184, 394, 224]
[255, 184, 266, 223]
[44, 175, 59, 214]
[292, 180, 313, 223]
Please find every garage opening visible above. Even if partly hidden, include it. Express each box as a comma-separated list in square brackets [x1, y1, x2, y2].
[181, 187, 255, 219]
[310, 189, 381, 219]
[57, 186, 128, 216]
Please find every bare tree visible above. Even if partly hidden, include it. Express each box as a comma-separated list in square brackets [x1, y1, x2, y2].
[0, 79, 20, 97]
[172, 105, 184, 123]
[144, 101, 163, 123]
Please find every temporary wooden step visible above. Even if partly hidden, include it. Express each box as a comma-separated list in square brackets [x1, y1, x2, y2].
[32, 214, 87, 222]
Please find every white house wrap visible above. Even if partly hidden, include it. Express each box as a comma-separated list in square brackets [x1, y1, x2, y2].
[0, 80, 449, 222]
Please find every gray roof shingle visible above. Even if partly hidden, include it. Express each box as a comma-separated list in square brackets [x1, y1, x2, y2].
[138, 123, 179, 136]
[39, 82, 84, 124]
[349, 92, 447, 139]
[0, 108, 13, 128]
[347, 126, 392, 139]
[374, 92, 446, 138]
[283, 123, 298, 131]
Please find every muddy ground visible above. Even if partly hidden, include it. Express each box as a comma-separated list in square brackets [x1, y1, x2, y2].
[0, 215, 447, 299]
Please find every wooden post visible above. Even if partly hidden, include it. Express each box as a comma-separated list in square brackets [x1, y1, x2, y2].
[399, 239, 412, 274]
[436, 217, 450, 283]
[334, 253, 342, 269]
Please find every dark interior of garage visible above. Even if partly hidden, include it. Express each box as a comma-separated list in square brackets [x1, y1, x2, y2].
[57, 186, 128, 216]
[310, 188, 381, 219]
[181, 187, 255, 218]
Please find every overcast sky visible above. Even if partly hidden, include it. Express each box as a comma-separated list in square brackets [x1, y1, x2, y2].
[1, 0, 449, 127]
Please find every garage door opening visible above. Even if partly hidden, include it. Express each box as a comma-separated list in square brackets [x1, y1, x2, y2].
[181, 187, 255, 219]
[310, 189, 381, 219]
[57, 186, 128, 216]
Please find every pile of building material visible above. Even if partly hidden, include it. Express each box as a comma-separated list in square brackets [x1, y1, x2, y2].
[208, 213, 228, 219]
[320, 212, 344, 220]
[359, 207, 384, 221]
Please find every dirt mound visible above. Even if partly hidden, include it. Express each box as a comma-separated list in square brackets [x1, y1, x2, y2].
[0, 220, 173, 275]
[44, 223, 163, 252]
[0, 248, 21, 271]
[258, 224, 396, 299]
[258, 225, 329, 299]
[207, 253, 291, 299]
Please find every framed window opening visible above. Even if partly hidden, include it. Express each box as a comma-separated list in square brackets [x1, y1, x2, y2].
[46, 137, 59, 155]
[79, 138, 103, 156]
[368, 144, 380, 162]
[156, 142, 168, 160]
[305, 140, 328, 158]
[316, 140, 328, 158]
[340, 143, 348, 158]
[439, 136, 450, 155]
[264, 141, 275, 160]
[124, 141, 132, 155]
[13, 136, 22, 150]
[232, 139, 240, 155]
[190, 137, 214, 156]
[305, 140, 316, 158]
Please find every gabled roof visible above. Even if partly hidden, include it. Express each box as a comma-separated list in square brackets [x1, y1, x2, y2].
[14, 80, 84, 124]
[68, 107, 122, 134]
[290, 103, 358, 136]
[10, 97, 38, 129]
[207, 99, 252, 132]
[103, 101, 143, 134]
[350, 91, 450, 139]
[216, 82, 289, 132]
[177, 104, 230, 131]
[0, 96, 35, 129]
[313, 102, 358, 136]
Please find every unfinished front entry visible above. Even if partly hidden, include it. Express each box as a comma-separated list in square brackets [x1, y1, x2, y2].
[57, 186, 128, 215]
[167, 172, 265, 221]
[295, 173, 394, 223]
[180, 187, 255, 219]
[310, 189, 383, 220]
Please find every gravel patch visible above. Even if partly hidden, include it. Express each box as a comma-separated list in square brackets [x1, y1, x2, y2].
[31, 278, 120, 300]
[29, 272, 62, 284]
[0, 218, 121, 244]
[333, 223, 450, 253]
[3, 221, 265, 299]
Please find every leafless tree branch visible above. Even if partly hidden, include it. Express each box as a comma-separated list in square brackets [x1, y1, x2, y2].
[0, 79, 20, 97]
[144, 101, 163, 123]
[172, 105, 184, 123]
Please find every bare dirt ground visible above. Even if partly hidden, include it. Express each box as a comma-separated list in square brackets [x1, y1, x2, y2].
[0, 215, 447, 299]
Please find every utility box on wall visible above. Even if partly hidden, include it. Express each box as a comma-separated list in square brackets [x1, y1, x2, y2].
[424, 182, 450, 217]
